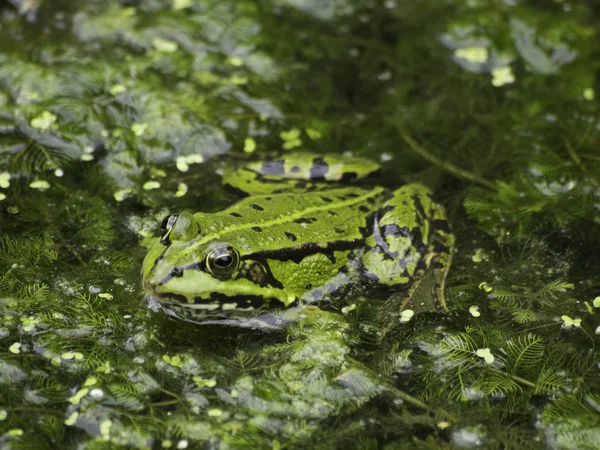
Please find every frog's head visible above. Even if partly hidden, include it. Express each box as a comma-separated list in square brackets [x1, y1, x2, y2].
[142, 212, 295, 315]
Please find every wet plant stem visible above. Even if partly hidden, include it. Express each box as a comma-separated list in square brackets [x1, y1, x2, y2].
[395, 122, 499, 192]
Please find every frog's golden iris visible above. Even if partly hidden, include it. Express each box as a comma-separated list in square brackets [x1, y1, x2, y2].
[142, 153, 454, 323]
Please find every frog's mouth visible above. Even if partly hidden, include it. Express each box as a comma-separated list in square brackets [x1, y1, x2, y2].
[153, 291, 280, 312]
[145, 294, 298, 328]
[144, 267, 297, 314]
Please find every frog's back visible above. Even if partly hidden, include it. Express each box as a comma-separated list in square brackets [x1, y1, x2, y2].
[194, 186, 387, 255]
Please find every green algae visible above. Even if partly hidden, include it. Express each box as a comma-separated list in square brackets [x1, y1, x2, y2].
[0, 0, 600, 448]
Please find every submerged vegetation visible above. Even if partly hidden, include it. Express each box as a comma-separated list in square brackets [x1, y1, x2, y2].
[0, 0, 599, 448]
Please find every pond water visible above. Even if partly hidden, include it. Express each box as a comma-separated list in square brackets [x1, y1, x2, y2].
[0, 0, 599, 448]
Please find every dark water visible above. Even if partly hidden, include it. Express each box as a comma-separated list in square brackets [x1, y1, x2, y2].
[0, 0, 599, 448]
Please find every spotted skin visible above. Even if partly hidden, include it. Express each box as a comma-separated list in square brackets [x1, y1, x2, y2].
[141, 153, 454, 324]
[223, 153, 381, 195]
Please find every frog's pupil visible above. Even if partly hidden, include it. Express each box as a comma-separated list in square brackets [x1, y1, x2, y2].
[216, 255, 233, 267]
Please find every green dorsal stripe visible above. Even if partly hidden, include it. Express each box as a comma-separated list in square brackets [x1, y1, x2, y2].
[192, 186, 385, 249]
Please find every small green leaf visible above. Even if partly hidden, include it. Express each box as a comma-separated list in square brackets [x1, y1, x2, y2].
[29, 180, 50, 190]
[109, 84, 126, 95]
[469, 305, 481, 317]
[399, 309, 414, 323]
[143, 181, 161, 190]
[475, 348, 495, 364]
[152, 38, 178, 53]
[30, 111, 57, 131]
[9, 343, 21, 354]
[175, 183, 188, 197]
[64, 412, 79, 426]
[131, 123, 148, 136]
[68, 388, 89, 405]
[561, 315, 581, 328]
[244, 137, 257, 153]
[491, 66, 515, 87]
[0, 172, 10, 188]
[113, 188, 132, 202]
[280, 128, 301, 141]
[306, 128, 322, 140]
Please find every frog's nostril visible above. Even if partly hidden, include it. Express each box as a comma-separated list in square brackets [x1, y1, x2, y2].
[171, 267, 184, 277]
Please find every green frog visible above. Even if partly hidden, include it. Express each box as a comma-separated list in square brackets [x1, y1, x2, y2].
[141, 153, 454, 326]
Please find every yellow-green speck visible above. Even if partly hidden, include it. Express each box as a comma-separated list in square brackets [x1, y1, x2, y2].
[173, 0, 192, 10]
[186, 154, 203, 164]
[64, 412, 79, 426]
[30, 111, 57, 131]
[68, 388, 89, 405]
[478, 282, 493, 293]
[193, 376, 217, 388]
[109, 84, 127, 95]
[244, 137, 257, 153]
[283, 139, 302, 150]
[491, 66, 515, 87]
[30, 180, 50, 190]
[0, 171, 10, 188]
[399, 309, 414, 323]
[131, 123, 148, 136]
[9, 342, 21, 354]
[176, 156, 189, 172]
[584, 88, 595, 101]
[476, 348, 495, 364]
[561, 315, 581, 328]
[341, 304, 356, 314]
[280, 128, 301, 141]
[229, 75, 248, 85]
[207, 408, 223, 417]
[471, 249, 485, 263]
[114, 188, 132, 202]
[228, 56, 244, 67]
[100, 419, 112, 437]
[454, 46, 489, 64]
[163, 354, 183, 367]
[469, 305, 481, 317]
[143, 181, 161, 190]
[306, 128, 323, 140]
[96, 361, 112, 374]
[175, 182, 188, 197]
[152, 37, 178, 53]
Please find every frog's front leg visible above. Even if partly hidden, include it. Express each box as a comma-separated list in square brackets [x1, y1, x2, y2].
[362, 183, 453, 314]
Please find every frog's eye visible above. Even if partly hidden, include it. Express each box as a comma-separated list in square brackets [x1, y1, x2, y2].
[206, 246, 240, 278]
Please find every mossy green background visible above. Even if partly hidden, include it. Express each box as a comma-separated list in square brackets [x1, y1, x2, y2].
[1, 0, 600, 448]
